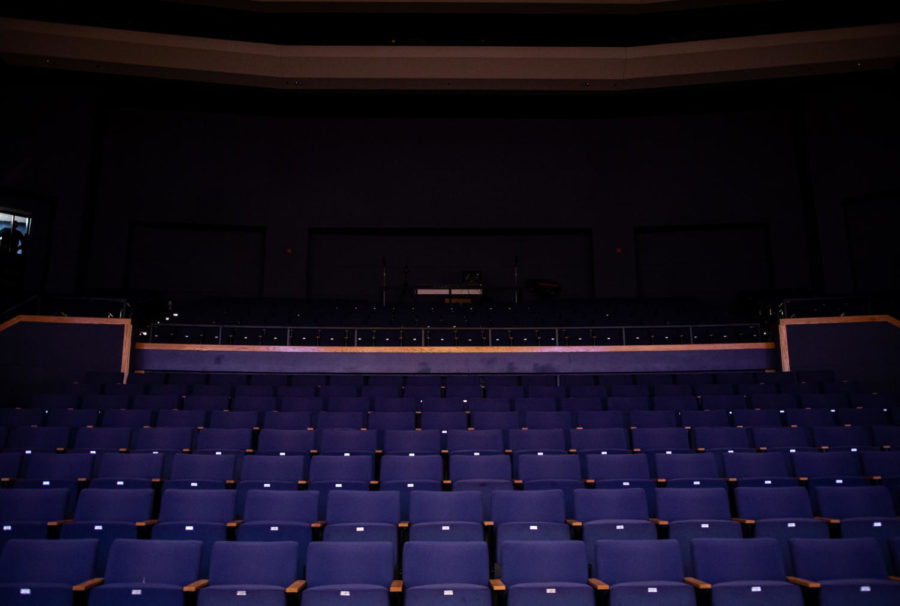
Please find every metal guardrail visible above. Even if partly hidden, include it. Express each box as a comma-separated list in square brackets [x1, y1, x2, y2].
[145, 322, 766, 346]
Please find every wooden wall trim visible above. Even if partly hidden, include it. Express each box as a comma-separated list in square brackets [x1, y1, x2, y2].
[1, 17, 898, 91]
[778, 314, 900, 372]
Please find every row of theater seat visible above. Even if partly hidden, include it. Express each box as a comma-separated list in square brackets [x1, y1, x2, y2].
[3, 425, 900, 456]
[5, 534, 900, 605]
[63, 368, 850, 389]
[2, 449, 899, 516]
[3, 484, 899, 568]
[17, 391, 900, 414]
[30, 379, 876, 400]
[5, 407, 900, 438]
[3, 486, 900, 605]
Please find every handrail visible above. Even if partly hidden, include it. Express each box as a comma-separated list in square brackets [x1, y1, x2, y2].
[146, 321, 765, 347]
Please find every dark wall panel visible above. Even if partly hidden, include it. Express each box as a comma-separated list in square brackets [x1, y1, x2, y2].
[635, 224, 772, 299]
[127, 223, 265, 297]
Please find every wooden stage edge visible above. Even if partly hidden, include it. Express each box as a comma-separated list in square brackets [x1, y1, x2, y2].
[136, 342, 775, 354]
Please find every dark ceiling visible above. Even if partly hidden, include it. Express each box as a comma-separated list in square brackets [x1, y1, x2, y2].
[2, 0, 899, 47]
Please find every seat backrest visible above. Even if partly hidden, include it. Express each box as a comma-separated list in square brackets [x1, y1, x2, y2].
[73, 488, 155, 521]
[305, 541, 394, 587]
[7, 426, 70, 452]
[239, 455, 306, 482]
[791, 451, 862, 478]
[449, 454, 511, 481]
[326, 490, 400, 524]
[403, 541, 489, 588]
[208, 540, 298, 586]
[379, 454, 443, 483]
[594, 539, 683, 584]
[573, 487, 649, 521]
[500, 540, 587, 586]
[104, 538, 202, 584]
[409, 490, 483, 523]
[240, 489, 318, 524]
[569, 428, 629, 451]
[194, 428, 252, 452]
[584, 453, 650, 480]
[816, 485, 896, 519]
[517, 454, 582, 481]
[631, 427, 691, 451]
[656, 487, 731, 521]
[158, 488, 236, 522]
[308, 455, 373, 483]
[790, 537, 888, 580]
[692, 537, 786, 583]
[721, 451, 791, 479]
[382, 430, 441, 454]
[507, 428, 567, 452]
[256, 429, 316, 455]
[132, 427, 194, 451]
[734, 486, 814, 519]
[655, 452, 720, 479]
[0, 538, 97, 584]
[0, 487, 68, 521]
[692, 426, 751, 449]
[24, 452, 94, 480]
[169, 453, 236, 481]
[446, 429, 504, 453]
[491, 489, 565, 524]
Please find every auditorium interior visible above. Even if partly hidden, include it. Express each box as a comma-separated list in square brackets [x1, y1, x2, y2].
[1, 1, 900, 605]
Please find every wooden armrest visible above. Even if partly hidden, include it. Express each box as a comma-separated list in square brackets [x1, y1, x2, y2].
[310, 449, 318, 455]
[441, 449, 448, 455]
[286, 580, 306, 593]
[871, 475, 883, 482]
[683, 577, 712, 590]
[733, 517, 755, 525]
[73, 578, 104, 592]
[649, 518, 668, 526]
[56, 447, 66, 453]
[77, 477, 89, 484]
[568, 449, 577, 454]
[632, 448, 641, 453]
[490, 579, 506, 591]
[136, 519, 158, 528]
[483, 521, 494, 527]
[311, 522, 324, 529]
[227, 520, 242, 528]
[398, 521, 409, 529]
[588, 578, 609, 591]
[182, 448, 192, 453]
[695, 447, 706, 453]
[442, 480, 452, 487]
[567, 519, 583, 528]
[47, 519, 72, 528]
[184, 580, 209, 593]
[888, 576, 900, 582]
[583, 479, 595, 487]
[504, 449, 511, 455]
[118, 448, 129, 453]
[513, 479, 523, 487]
[656, 479, 667, 486]
[814, 516, 840, 525]
[786, 576, 820, 589]
[369, 480, 379, 487]
[797, 476, 809, 482]
[225, 480, 236, 487]
[297, 480, 308, 488]
[390, 580, 403, 593]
